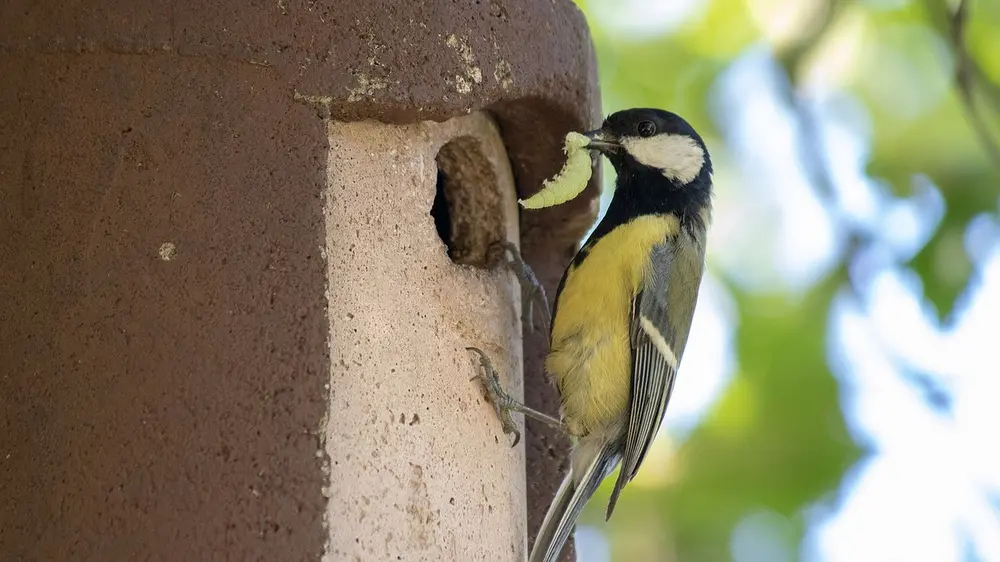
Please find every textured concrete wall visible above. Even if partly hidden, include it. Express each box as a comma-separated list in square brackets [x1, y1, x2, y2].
[0, 56, 331, 560]
[1, 1, 600, 560]
[323, 113, 525, 560]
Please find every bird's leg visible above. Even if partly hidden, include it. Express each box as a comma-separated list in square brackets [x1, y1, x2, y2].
[467, 347, 564, 447]
[489, 240, 550, 335]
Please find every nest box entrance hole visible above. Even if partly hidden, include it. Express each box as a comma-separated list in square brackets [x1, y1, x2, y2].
[431, 136, 507, 268]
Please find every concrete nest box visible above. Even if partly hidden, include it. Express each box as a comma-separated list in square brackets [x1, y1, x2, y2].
[1, 1, 600, 561]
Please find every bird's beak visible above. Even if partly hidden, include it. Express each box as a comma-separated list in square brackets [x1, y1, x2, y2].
[583, 128, 620, 153]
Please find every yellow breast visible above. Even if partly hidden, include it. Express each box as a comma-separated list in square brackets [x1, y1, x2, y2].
[546, 214, 679, 437]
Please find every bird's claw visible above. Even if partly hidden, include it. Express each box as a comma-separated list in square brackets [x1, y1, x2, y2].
[467, 346, 521, 447]
[489, 240, 550, 336]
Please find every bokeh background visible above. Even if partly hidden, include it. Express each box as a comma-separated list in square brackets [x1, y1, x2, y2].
[567, 0, 1000, 560]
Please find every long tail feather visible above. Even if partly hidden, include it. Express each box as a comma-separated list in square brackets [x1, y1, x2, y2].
[528, 439, 621, 562]
[528, 471, 574, 562]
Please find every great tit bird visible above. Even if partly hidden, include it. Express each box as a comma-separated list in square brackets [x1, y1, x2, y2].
[469, 108, 713, 562]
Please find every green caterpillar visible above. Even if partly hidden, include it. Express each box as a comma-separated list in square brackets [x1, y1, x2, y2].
[518, 132, 593, 210]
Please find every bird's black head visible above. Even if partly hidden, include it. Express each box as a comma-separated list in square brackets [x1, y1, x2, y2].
[584, 108, 712, 189]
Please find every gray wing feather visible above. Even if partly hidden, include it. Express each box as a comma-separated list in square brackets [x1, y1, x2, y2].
[606, 240, 684, 520]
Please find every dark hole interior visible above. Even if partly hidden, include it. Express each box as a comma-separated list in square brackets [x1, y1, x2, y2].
[431, 136, 504, 268]
[430, 168, 454, 260]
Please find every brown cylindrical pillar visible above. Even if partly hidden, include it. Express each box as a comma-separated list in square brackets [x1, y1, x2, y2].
[1, 2, 600, 560]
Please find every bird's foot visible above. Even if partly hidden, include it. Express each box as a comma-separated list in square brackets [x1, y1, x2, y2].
[466, 347, 564, 448]
[489, 240, 550, 335]
[467, 346, 522, 447]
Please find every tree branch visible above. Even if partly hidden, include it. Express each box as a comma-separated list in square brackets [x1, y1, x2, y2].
[774, 0, 843, 204]
[945, 0, 1000, 164]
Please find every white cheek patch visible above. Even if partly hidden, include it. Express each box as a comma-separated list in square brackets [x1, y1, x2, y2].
[621, 133, 705, 184]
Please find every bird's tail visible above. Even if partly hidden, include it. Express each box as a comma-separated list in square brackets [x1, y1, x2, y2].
[528, 437, 621, 562]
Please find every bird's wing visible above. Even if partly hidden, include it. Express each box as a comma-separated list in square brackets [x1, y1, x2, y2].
[606, 238, 691, 519]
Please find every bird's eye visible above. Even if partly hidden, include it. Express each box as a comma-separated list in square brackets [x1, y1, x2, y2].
[637, 121, 656, 137]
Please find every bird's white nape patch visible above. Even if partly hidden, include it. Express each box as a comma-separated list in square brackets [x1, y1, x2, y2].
[621, 133, 705, 184]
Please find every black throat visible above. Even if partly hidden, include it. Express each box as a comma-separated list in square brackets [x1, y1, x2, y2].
[575, 160, 712, 264]
[548, 158, 711, 336]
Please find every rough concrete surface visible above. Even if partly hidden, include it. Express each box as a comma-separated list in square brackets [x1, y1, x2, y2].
[1, 1, 600, 561]
[323, 113, 526, 561]
[0, 57, 330, 560]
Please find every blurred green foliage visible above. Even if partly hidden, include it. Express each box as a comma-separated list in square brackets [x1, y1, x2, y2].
[571, 0, 1000, 560]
